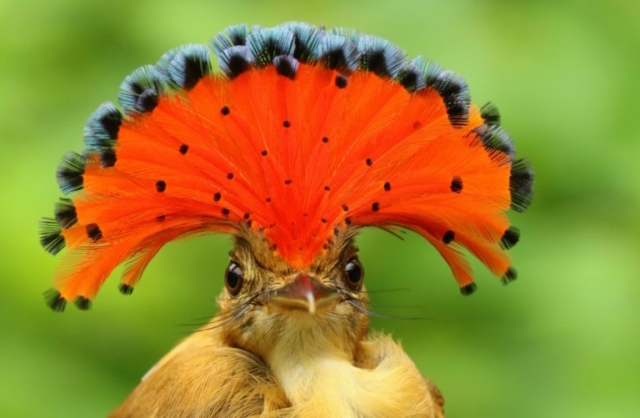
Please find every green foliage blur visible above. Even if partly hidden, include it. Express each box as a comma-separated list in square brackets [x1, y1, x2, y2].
[1, 0, 638, 416]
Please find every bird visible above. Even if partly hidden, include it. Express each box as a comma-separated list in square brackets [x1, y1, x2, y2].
[39, 22, 533, 417]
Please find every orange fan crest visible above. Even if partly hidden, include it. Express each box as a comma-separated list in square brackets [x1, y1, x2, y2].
[40, 23, 533, 311]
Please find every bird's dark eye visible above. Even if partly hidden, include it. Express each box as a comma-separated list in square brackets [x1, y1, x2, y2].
[225, 262, 244, 296]
[344, 258, 364, 290]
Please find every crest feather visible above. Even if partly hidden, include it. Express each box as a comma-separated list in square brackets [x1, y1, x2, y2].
[40, 22, 533, 309]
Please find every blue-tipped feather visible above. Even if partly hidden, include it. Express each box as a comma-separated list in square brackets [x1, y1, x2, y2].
[281, 22, 324, 63]
[246, 28, 296, 68]
[168, 44, 212, 90]
[357, 35, 406, 78]
[328, 27, 361, 45]
[218, 45, 253, 79]
[118, 65, 163, 114]
[396, 60, 427, 92]
[413, 56, 444, 86]
[318, 35, 361, 74]
[211, 24, 249, 55]
[83, 101, 121, 151]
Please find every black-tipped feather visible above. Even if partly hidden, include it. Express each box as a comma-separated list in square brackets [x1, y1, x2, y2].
[56, 151, 85, 194]
[39, 218, 65, 255]
[510, 158, 534, 212]
[273, 55, 299, 80]
[480, 102, 501, 126]
[472, 124, 516, 161]
[500, 227, 520, 249]
[433, 70, 470, 127]
[119, 283, 134, 295]
[54, 198, 77, 229]
[44, 289, 66, 312]
[83, 101, 122, 151]
[460, 283, 477, 296]
[74, 296, 92, 311]
[501, 267, 518, 285]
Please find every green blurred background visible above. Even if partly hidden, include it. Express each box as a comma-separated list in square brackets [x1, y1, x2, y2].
[1, 0, 638, 416]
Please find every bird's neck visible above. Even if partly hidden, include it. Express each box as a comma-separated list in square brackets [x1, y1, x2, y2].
[269, 323, 351, 395]
[263, 324, 433, 417]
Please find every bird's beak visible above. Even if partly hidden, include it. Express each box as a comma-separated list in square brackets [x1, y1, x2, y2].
[271, 273, 336, 315]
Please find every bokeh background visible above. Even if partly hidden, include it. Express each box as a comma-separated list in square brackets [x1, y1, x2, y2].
[1, 0, 638, 416]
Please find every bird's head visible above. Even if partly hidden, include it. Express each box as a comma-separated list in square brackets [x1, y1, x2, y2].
[217, 225, 370, 359]
[40, 24, 533, 354]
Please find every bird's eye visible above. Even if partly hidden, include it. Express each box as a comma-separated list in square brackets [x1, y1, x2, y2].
[225, 262, 244, 296]
[344, 258, 364, 290]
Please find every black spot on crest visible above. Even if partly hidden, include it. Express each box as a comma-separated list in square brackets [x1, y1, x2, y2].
[266, 197, 272, 203]
[321, 218, 327, 223]
[345, 217, 352, 225]
[214, 192, 221, 202]
[366, 158, 373, 166]
[372, 202, 379, 212]
[283, 120, 291, 128]
[285, 179, 292, 185]
[261, 150, 268, 156]
[322, 137, 329, 143]
[156, 215, 166, 221]
[227, 173, 234, 180]
[86, 223, 103, 242]
[179, 144, 189, 155]
[156, 180, 166, 192]
[243, 213, 250, 220]
[342, 204, 349, 212]
[443, 230, 455, 244]
[221, 106, 230, 116]
[450, 176, 463, 193]
[335, 75, 348, 88]
[221, 208, 230, 216]
[324, 186, 330, 192]
[384, 182, 391, 191]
